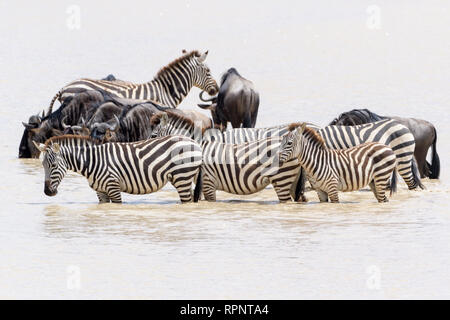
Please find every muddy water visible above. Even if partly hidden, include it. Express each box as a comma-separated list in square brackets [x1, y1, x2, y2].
[1, 1, 450, 299]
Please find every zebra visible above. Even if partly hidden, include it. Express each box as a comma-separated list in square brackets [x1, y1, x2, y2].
[33, 134, 202, 204]
[279, 123, 397, 203]
[292, 118, 422, 201]
[47, 50, 219, 114]
[317, 118, 421, 190]
[150, 109, 320, 143]
[201, 137, 301, 202]
[150, 111, 319, 201]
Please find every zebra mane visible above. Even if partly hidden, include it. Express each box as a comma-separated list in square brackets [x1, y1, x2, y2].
[154, 50, 201, 80]
[301, 127, 326, 149]
[44, 134, 100, 148]
[288, 122, 303, 131]
[150, 110, 212, 132]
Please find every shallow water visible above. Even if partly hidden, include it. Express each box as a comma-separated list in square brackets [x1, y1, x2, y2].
[1, 0, 450, 299]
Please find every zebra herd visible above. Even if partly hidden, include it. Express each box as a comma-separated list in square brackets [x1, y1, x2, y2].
[22, 49, 440, 205]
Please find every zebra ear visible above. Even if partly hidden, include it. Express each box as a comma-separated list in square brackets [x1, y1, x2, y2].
[51, 143, 60, 153]
[32, 141, 46, 152]
[298, 122, 307, 133]
[160, 113, 169, 126]
[105, 129, 112, 141]
[198, 50, 208, 63]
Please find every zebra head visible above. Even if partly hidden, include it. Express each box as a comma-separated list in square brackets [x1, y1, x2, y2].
[278, 123, 307, 163]
[33, 141, 67, 197]
[149, 112, 190, 138]
[150, 113, 169, 138]
[192, 51, 219, 96]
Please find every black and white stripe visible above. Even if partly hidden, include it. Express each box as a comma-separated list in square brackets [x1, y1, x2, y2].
[279, 124, 397, 203]
[36, 135, 202, 203]
[48, 50, 218, 114]
[317, 118, 421, 190]
[151, 110, 320, 143]
[201, 137, 301, 202]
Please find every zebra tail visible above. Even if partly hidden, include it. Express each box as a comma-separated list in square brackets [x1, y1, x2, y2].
[411, 157, 425, 190]
[390, 169, 398, 196]
[294, 167, 306, 202]
[193, 166, 203, 203]
[430, 128, 440, 179]
[47, 90, 62, 116]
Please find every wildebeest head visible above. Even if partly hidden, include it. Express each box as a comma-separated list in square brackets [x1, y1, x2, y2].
[20, 111, 63, 159]
[33, 141, 66, 197]
[90, 115, 120, 142]
[61, 117, 90, 136]
[19, 111, 45, 158]
[191, 50, 219, 96]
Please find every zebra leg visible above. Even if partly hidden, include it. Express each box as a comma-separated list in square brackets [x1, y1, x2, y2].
[105, 181, 122, 203]
[371, 179, 389, 203]
[202, 175, 217, 202]
[289, 169, 308, 203]
[171, 176, 195, 203]
[272, 183, 292, 203]
[326, 183, 340, 203]
[96, 191, 111, 203]
[397, 158, 422, 190]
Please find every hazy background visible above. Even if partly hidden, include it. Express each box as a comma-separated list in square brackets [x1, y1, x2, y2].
[1, 0, 449, 299]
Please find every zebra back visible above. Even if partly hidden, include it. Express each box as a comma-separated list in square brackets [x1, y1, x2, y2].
[48, 50, 218, 114]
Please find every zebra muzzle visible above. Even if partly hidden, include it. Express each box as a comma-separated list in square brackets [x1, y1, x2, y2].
[44, 180, 57, 197]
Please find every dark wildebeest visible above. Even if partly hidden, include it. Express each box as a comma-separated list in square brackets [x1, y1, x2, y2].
[198, 68, 259, 129]
[90, 102, 166, 143]
[90, 96, 212, 143]
[19, 110, 46, 158]
[19, 74, 122, 158]
[19, 90, 105, 158]
[329, 108, 440, 179]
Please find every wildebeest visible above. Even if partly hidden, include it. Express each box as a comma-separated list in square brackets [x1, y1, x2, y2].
[19, 90, 105, 158]
[329, 108, 440, 179]
[90, 102, 165, 142]
[198, 68, 259, 129]
[89, 98, 212, 143]
[19, 111, 46, 158]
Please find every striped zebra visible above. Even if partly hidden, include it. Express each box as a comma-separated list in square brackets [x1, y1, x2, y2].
[292, 118, 422, 201]
[201, 137, 301, 202]
[33, 135, 202, 203]
[279, 124, 397, 203]
[317, 118, 422, 190]
[150, 111, 317, 201]
[47, 50, 219, 114]
[150, 110, 320, 143]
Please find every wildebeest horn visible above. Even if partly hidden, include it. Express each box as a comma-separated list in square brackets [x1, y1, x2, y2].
[61, 117, 70, 129]
[22, 122, 36, 129]
[32, 141, 46, 152]
[109, 115, 120, 132]
[199, 91, 216, 102]
[198, 103, 217, 111]
[71, 125, 82, 131]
